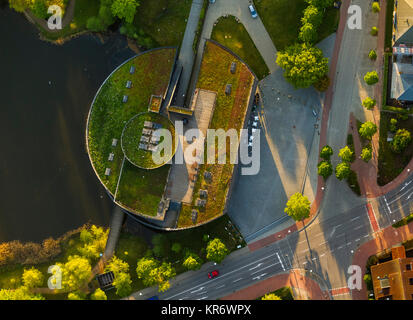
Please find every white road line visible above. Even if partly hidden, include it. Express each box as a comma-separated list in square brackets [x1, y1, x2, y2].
[355, 238, 361, 242]
[320, 253, 326, 257]
[407, 192, 413, 200]
[346, 242, 351, 246]
[215, 285, 225, 289]
[312, 257, 317, 261]
[165, 253, 277, 300]
[233, 278, 243, 283]
[252, 273, 268, 281]
[364, 234, 369, 238]
[337, 246, 344, 250]
[276, 252, 285, 271]
[400, 180, 412, 192]
[248, 263, 263, 271]
[198, 296, 208, 300]
[190, 287, 204, 294]
[251, 262, 280, 275]
[350, 216, 361, 222]
[354, 225, 363, 230]
[384, 197, 392, 213]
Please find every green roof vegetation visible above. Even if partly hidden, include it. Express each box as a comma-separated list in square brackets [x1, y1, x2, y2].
[211, 15, 269, 79]
[121, 112, 176, 169]
[177, 41, 254, 228]
[87, 48, 176, 217]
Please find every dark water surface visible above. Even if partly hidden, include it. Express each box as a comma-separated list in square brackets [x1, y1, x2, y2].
[0, 8, 145, 242]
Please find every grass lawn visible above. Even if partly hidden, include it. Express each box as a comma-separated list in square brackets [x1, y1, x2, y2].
[87, 48, 176, 216]
[177, 41, 254, 227]
[38, 0, 100, 41]
[377, 112, 413, 186]
[211, 16, 269, 79]
[392, 212, 413, 228]
[132, 0, 193, 47]
[255, 0, 339, 50]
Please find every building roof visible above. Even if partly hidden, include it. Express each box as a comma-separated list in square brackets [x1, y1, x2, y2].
[391, 61, 413, 101]
[394, 0, 413, 46]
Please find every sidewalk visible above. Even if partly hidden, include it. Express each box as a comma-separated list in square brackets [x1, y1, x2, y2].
[248, 0, 350, 252]
[351, 222, 413, 300]
[221, 269, 329, 300]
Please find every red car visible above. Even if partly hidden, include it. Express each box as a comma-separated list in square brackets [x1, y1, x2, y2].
[208, 270, 219, 279]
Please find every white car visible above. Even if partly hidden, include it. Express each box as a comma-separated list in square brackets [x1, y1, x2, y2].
[248, 4, 258, 19]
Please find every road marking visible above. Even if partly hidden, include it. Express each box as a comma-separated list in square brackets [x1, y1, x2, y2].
[355, 238, 361, 242]
[400, 180, 412, 192]
[251, 262, 280, 275]
[346, 242, 351, 246]
[312, 257, 317, 261]
[198, 296, 208, 300]
[354, 225, 363, 230]
[320, 253, 325, 258]
[215, 285, 225, 289]
[350, 216, 361, 222]
[190, 287, 204, 294]
[407, 192, 413, 200]
[337, 246, 344, 250]
[300, 248, 309, 253]
[248, 263, 263, 271]
[364, 234, 369, 238]
[384, 197, 392, 214]
[165, 253, 277, 300]
[252, 273, 268, 281]
[366, 203, 380, 232]
[276, 252, 285, 271]
[233, 278, 243, 283]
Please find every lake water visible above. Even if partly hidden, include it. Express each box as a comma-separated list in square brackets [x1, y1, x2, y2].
[0, 7, 152, 243]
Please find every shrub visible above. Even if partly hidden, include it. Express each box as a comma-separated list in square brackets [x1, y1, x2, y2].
[362, 97, 376, 110]
[389, 118, 398, 132]
[318, 161, 333, 179]
[361, 146, 372, 162]
[86, 17, 106, 32]
[338, 146, 354, 162]
[371, 27, 378, 36]
[335, 162, 351, 180]
[364, 71, 379, 85]
[320, 145, 333, 160]
[359, 121, 378, 140]
[392, 129, 412, 153]
[372, 2, 380, 13]
[171, 243, 182, 254]
[368, 50, 377, 60]
[364, 274, 373, 291]
[299, 23, 318, 43]
[314, 74, 330, 92]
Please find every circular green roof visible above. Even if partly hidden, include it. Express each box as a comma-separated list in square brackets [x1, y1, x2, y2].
[121, 112, 176, 169]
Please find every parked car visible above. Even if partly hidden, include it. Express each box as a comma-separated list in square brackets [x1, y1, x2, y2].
[248, 4, 258, 18]
[208, 270, 219, 279]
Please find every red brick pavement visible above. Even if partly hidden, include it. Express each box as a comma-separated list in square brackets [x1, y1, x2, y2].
[366, 202, 380, 233]
[351, 223, 413, 300]
[221, 269, 329, 300]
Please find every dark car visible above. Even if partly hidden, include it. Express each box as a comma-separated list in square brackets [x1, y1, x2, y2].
[208, 270, 219, 279]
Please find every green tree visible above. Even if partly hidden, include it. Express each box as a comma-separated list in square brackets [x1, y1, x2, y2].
[368, 50, 377, 60]
[171, 243, 182, 254]
[99, 4, 115, 26]
[91, 288, 107, 300]
[106, 256, 129, 275]
[335, 162, 351, 180]
[314, 74, 330, 92]
[30, 0, 48, 19]
[284, 193, 311, 221]
[111, 0, 139, 24]
[206, 238, 229, 264]
[302, 5, 323, 27]
[262, 293, 282, 300]
[389, 118, 398, 132]
[392, 129, 412, 153]
[361, 147, 372, 162]
[338, 146, 354, 162]
[320, 145, 333, 160]
[359, 121, 378, 140]
[372, 2, 380, 13]
[22, 267, 43, 288]
[61, 255, 92, 291]
[276, 43, 329, 88]
[0, 287, 44, 300]
[305, 0, 333, 8]
[182, 254, 202, 271]
[8, 0, 31, 12]
[136, 257, 158, 286]
[299, 23, 318, 43]
[364, 71, 379, 85]
[67, 292, 84, 300]
[371, 27, 378, 36]
[362, 97, 376, 110]
[112, 272, 132, 297]
[318, 161, 333, 179]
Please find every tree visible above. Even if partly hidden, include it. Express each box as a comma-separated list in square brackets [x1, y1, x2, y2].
[364, 71, 379, 85]
[99, 4, 115, 26]
[112, 272, 132, 297]
[361, 147, 372, 162]
[314, 74, 330, 92]
[392, 129, 412, 153]
[320, 145, 333, 160]
[305, 0, 334, 8]
[8, 0, 30, 12]
[136, 257, 158, 286]
[359, 121, 377, 140]
[77, 225, 108, 260]
[372, 2, 380, 13]
[371, 27, 378, 36]
[67, 292, 84, 300]
[0, 287, 44, 300]
[362, 97, 376, 110]
[30, 0, 48, 19]
[276, 43, 329, 88]
[106, 256, 129, 275]
[182, 254, 202, 271]
[206, 238, 229, 264]
[90, 288, 107, 300]
[262, 293, 282, 300]
[338, 146, 354, 162]
[299, 23, 318, 43]
[302, 5, 323, 27]
[335, 162, 351, 180]
[389, 118, 398, 133]
[318, 161, 333, 179]
[60, 255, 92, 291]
[22, 267, 43, 288]
[284, 193, 311, 221]
[368, 50, 377, 60]
[111, 0, 139, 24]
[151, 234, 168, 258]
